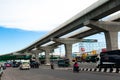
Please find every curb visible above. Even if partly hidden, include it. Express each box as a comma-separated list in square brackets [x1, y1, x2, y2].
[79, 68, 120, 73]
[40, 66, 120, 73]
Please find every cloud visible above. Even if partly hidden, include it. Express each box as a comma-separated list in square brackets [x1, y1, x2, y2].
[0, 0, 98, 31]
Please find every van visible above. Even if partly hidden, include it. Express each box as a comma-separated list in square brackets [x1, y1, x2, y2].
[19, 60, 30, 70]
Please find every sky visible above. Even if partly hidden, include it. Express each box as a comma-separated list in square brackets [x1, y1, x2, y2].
[0, 0, 106, 55]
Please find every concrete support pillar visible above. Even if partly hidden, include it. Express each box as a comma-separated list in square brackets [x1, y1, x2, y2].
[45, 49, 51, 65]
[34, 53, 40, 63]
[64, 43, 73, 65]
[40, 46, 55, 65]
[105, 31, 118, 51]
[51, 38, 83, 65]
[84, 20, 120, 51]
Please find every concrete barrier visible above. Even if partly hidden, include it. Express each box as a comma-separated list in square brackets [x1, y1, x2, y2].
[0, 67, 3, 79]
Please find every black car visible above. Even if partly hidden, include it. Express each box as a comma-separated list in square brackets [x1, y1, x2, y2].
[12, 62, 21, 68]
[57, 59, 70, 67]
[30, 61, 39, 68]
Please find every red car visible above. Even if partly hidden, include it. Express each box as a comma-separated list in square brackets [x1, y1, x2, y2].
[4, 63, 11, 67]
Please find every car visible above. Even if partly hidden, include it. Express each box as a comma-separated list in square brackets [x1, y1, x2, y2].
[12, 62, 21, 68]
[19, 60, 30, 70]
[96, 50, 120, 68]
[4, 63, 12, 67]
[0, 62, 6, 70]
[30, 61, 39, 68]
[57, 59, 70, 67]
[1, 64, 6, 70]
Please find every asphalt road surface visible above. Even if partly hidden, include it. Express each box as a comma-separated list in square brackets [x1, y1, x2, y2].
[1, 66, 120, 80]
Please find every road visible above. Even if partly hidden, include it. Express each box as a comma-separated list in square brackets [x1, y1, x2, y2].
[1, 66, 120, 80]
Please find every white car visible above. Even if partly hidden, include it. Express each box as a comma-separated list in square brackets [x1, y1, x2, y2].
[19, 60, 30, 70]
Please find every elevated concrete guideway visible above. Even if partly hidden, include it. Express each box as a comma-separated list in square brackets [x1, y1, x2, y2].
[16, 0, 120, 53]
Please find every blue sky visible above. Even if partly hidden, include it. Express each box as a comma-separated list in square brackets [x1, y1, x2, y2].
[0, 27, 47, 54]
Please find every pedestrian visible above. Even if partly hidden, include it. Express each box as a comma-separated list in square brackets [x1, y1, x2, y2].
[73, 62, 79, 72]
[50, 62, 54, 69]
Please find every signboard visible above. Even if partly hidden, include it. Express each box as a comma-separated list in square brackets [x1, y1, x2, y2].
[81, 48, 85, 51]
[82, 39, 97, 42]
[102, 48, 107, 52]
